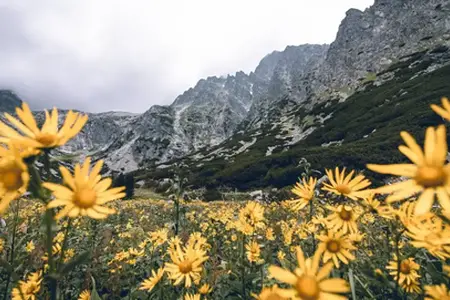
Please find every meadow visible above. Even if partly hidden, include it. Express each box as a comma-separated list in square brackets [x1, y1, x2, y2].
[1, 99, 450, 299]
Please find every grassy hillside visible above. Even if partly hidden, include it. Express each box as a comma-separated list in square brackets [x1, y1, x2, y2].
[141, 47, 450, 190]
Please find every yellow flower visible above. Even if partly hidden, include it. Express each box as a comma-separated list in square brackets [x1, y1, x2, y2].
[322, 167, 371, 200]
[265, 228, 275, 241]
[317, 230, 356, 268]
[0, 145, 30, 214]
[11, 271, 42, 300]
[277, 251, 286, 262]
[78, 290, 90, 300]
[252, 285, 287, 300]
[198, 283, 212, 295]
[443, 264, 450, 277]
[237, 201, 265, 235]
[403, 279, 422, 294]
[140, 267, 164, 292]
[386, 256, 420, 286]
[0, 102, 88, 149]
[25, 241, 35, 253]
[165, 243, 208, 287]
[431, 97, 450, 120]
[246, 240, 261, 263]
[231, 234, 238, 242]
[44, 158, 125, 219]
[289, 177, 316, 211]
[406, 215, 450, 260]
[367, 125, 450, 215]
[326, 205, 359, 234]
[184, 294, 201, 300]
[425, 284, 450, 299]
[268, 246, 349, 300]
[0, 238, 4, 252]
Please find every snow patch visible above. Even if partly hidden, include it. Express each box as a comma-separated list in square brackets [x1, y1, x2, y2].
[321, 140, 344, 147]
[265, 146, 277, 157]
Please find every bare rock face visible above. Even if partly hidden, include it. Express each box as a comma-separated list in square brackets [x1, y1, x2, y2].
[0, 90, 22, 113]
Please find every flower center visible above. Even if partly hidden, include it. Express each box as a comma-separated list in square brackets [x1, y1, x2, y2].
[36, 133, 58, 147]
[415, 166, 447, 188]
[296, 276, 320, 300]
[399, 260, 411, 274]
[326, 240, 341, 253]
[339, 207, 353, 221]
[73, 189, 97, 208]
[1, 168, 23, 191]
[178, 260, 193, 274]
[336, 184, 351, 195]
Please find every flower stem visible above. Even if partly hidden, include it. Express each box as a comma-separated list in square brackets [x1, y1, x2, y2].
[2, 199, 20, 300]
[241, 234, 246, 298]
[58, 219, 72, 269]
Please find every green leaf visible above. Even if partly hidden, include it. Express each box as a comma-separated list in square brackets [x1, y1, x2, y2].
[90, 276, 102, 300]
[59, 251, 90, 276]
[0, 258, 13, 273]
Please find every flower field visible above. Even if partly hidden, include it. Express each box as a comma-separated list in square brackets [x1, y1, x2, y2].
[1, 99, 450, 299]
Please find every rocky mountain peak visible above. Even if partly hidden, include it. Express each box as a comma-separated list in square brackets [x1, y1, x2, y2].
[0, 90, 22, 113]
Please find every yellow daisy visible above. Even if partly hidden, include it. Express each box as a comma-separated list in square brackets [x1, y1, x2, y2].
[43, 158, 125, 219]
[252, 285, 288, 300]
[184, 294, 201, 300]
[326, 205, 359, 234]
[268, 246, 349, 300]
[140, 267, 164, 292]
[289, 177, 317, 211]
[425, 284, 450, 299]
[165, 243, 208, 287]
[367, 125, 450, 215]
[431, 97, 450, 120]
[0, 102, 88, 149]
[266, 228, 275, 241]
[245, 240, 261, 263]
[322, 167, 371, 200]
[78, 290, 90, 300]
[386, 256, 420, 285]
[317, 230, 357, 268]
[11, 271, 42, 300]
[0, 145, 30, 214]
[198, 283, 212, 295]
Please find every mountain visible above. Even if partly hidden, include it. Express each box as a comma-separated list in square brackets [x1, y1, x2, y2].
[0, 90, 22, 113]
[2, 0, 450, 190]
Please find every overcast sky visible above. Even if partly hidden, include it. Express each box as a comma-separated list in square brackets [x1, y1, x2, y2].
[0, 0, 373, 113]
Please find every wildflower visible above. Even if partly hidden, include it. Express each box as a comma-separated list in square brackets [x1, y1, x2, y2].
[11, 271, 42, 300]
[386, 256, 421, 285]
[268, 246, 349, 300]
[44, 158, 125, 219]
[431, 97, 450, 120]
[277, 251, 286, 262]
[237, 201, 265, 235]
[231, 234, 238, 242]
[289, 177, 316, 211]
[322, 167, 371, 200]
[78, 290, 90, 300]
[246, 240, 261, 263]
[140, 267, 164, 292]
[425, 284, 450, 299]
[326, 205, 359, 234]
[367, 125, 450, 215]
[184, 294, 201, 300]
[406, 216, 450, 259]
[26, 241, 35, 253]
[199, 283, 212, 295]
[0, 102, 88, 149]
[0, 145, 30, 214]
[0, 238, 4, 252]
[265, 228, 275, 241]
[252, 285, 288, 300]
[443, 264, 450, 277]
[403, 279, 422, 294]
[165, 243, 208, 287]
[317, 230, 356, 268]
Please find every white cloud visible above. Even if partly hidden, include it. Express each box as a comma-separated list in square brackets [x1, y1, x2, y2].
[0, 0, 373, 113]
